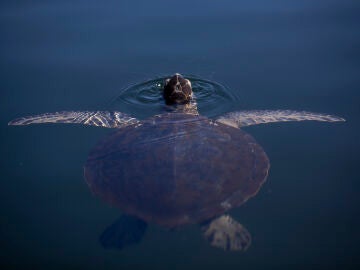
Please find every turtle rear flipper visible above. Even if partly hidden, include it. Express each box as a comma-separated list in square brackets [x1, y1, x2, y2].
[8, 111, 139, 128]
[216, 110, 345, 128]
[202, 215, 251, 251]
[99, 215, 147, 250]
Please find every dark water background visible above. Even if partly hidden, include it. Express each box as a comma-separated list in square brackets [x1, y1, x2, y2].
[1, 0, 359, 269]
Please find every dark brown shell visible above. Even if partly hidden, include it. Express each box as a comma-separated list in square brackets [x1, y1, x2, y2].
[84, 113, 269, 228]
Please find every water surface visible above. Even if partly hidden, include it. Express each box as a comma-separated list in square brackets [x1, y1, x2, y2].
[1, 1, 359, 269]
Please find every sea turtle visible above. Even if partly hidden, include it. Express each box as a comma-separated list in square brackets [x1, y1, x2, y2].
[8, 73, 345, 251]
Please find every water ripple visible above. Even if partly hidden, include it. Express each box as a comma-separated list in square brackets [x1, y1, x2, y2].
[110, 75, 240, 118]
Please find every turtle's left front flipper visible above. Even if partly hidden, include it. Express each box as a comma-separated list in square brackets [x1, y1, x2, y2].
[8, 111, 139, 128]
[216, 110, 345, 128]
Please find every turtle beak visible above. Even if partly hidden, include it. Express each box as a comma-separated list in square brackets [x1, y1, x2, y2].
[163, 73, 192, 104]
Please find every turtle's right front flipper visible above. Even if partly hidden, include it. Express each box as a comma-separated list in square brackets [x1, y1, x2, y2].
[99, 215, 148, 250]
[216, 110, 345, 128]
[8, 111, 140, 128]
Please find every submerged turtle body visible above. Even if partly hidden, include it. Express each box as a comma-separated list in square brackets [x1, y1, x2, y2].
[8, 73, 345, 251]
[84, 113, 269, 228]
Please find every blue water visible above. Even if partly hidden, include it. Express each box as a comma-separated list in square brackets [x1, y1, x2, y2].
[1, 1, 359, 269]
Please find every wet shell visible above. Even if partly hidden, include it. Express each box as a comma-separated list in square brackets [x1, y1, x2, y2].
[84, 113, 269, 228]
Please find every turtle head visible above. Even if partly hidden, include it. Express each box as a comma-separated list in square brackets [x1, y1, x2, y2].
[163, 73, 192, 105]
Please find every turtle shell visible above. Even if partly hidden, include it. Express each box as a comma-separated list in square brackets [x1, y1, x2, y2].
[84, 113, 269, 228]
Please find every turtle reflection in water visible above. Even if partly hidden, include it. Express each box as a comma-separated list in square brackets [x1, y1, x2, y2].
[9, 74, 345, 251]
